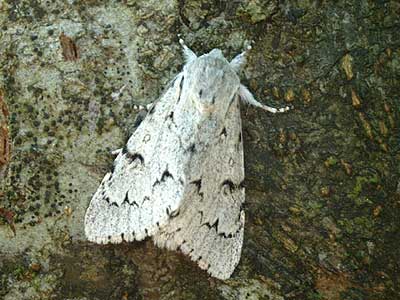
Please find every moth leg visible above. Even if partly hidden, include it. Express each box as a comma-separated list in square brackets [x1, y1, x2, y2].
[111, 84, 127, 101]
[230, 44, 252, 72]
[111, 148, 122, 155]
[133, 102, 153, 111]
[178, 35, 197, 63]
[238, 84, 290, 113]
[131, 108, 149, 130]
[145, 102, 153, 110]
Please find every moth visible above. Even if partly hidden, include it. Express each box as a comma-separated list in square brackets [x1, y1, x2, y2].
[85, 39, 289, 280]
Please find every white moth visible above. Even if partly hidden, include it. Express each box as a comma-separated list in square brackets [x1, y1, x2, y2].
[85, 39, 289, 280]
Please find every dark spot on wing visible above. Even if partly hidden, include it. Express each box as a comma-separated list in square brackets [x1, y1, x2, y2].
[176, 239, 185, 251]
[126, 152, 144, 165]
[191, 179, 204, 193]
[185, 143, 196, 154]
[191, 179, 202, 191]
[122, 191, 139, 207]
[142, 196, 150, 205]
[201, 217, 242, 239]
[229, 94, 237, 107]
[190, 179, 204, 200]
[202, 218, 219, 232]
[167, 111, 174, 121]
[166, 207, 180, 218]
[221, 179, 235, 193]
[176, 76, 184, 104]
[153, 169, 174, 187]
[239, 180, 245, 189]
[148, 104, 156, 114]
[122, 192, 129, 204]
[161, 169, 173, 182]
[220, 127, 227, 137]
[108, 162, 117, 180]
[133, 111, 146, 128]
[170, 209, 180, 217]
[199, 211, 204, 223]
[166, 111, 177, 129]
[122, 144, 128, 154]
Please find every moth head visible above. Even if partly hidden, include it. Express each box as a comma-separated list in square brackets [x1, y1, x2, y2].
[184, 49, 240, 115]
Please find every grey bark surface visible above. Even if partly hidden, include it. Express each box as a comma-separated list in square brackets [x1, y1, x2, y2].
[1, 1, 399, 299]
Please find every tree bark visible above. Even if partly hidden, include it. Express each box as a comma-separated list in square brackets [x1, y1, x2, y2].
[1, 1, 399, 299]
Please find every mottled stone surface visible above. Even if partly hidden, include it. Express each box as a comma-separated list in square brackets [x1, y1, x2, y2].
[1, 1, 399, 299]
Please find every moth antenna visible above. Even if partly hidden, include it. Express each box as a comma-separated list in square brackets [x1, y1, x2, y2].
[238, 84, 290, 113]
[230, 41, 253, 72]
[133, 102, 153, 111]
[178, 34, 197, 63]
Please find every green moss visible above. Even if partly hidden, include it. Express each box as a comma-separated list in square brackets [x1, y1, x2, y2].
[306, 291, 324, 300]
[324, 156, 338, 167]
[96, 115, 106, 134]
[237, 1, 270, 23]
[349, 174, 379, 200]
[11, 264, 27, 280]
[338, 216, 374, 238]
